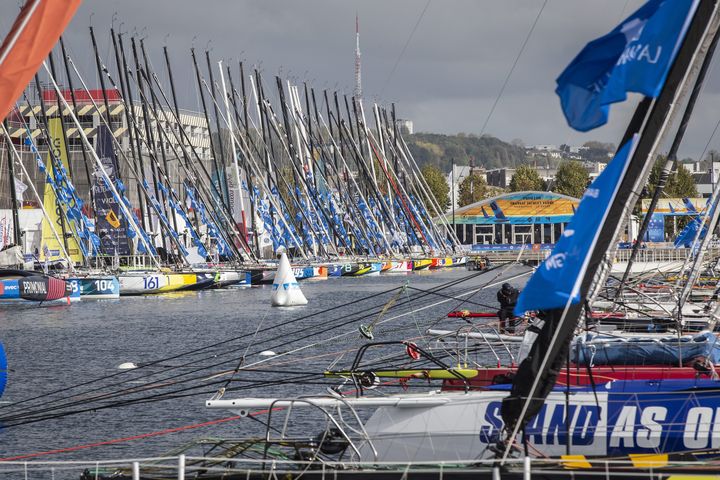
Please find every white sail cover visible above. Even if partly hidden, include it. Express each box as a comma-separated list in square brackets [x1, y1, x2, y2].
[271, 252, 307, 307]
[0, 245, 23, 266]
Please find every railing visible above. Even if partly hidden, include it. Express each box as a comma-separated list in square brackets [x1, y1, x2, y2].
[471, 246, 720, 267]
[612, 246, 720, 263]
[0, 454, 714, 479]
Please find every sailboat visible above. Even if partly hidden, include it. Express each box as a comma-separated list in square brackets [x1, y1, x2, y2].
[204, 0, 720, 476]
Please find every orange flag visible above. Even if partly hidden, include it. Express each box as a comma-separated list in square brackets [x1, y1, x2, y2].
[0, 0, 82, 123]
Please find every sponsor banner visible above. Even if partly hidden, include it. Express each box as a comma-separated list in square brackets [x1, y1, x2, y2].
[452, 192, 578, 225]
[93, 126, 131, 256]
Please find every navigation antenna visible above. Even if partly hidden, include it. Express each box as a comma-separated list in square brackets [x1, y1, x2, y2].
[354, 13, 362, 100]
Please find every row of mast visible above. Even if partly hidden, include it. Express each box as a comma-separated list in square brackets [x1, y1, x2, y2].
[1, 29, 462, 270]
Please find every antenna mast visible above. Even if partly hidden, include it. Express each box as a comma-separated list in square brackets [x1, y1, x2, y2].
[354, 14, 362, 100]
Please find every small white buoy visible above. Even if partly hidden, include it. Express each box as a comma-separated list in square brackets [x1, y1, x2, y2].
[271, 252, 308, 307]
[117, 362, 138, 370]
[259, 350, 277, 357]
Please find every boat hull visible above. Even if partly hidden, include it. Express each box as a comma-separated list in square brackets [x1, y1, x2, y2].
[0, 270, 72, 302]
[412, 259, 432, 270]
[68, 276, 120, 299]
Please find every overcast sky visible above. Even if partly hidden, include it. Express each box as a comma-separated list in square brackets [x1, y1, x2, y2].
[3, 0, 720, 160]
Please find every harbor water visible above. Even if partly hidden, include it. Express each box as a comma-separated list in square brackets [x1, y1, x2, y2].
[0, 267, 528, 465]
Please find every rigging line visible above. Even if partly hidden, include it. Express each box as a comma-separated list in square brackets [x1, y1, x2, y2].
[26, 273, 503, 419]
[0, 273, 501, 425]
[0, 283, 407, 414]
[380, 0, 431, 96]
[698, 110, 720, 164]
[0, 373, 332, 428]
[478, 0, 548, 137]
[0, 270, 498, 420]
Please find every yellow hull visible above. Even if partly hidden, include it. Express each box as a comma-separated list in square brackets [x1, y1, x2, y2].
[324, 368, 479, 379]
[413, 259, 432, 270]
[158, 273, 198, 292]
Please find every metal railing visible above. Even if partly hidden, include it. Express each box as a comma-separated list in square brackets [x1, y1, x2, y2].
[0, 454, 715, 479]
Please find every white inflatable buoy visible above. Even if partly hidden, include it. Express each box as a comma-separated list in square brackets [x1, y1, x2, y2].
[259, 350, 277, 357]
[271, 252, 308, 307]
[118, 362, 138, 370]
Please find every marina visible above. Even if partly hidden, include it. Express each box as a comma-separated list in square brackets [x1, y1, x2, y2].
[5, 0, 720, 478]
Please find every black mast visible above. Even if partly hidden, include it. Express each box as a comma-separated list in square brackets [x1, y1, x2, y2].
[59, 37, 95, 213]
[618, 21, 720, 290]
[500, 0, 719, 455]
[4, 120, 21, 247]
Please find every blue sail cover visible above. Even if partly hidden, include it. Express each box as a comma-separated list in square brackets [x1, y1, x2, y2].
[556, 0, 699, 131]
[515, 135, 639, 315]
[573, 332, 720, 366]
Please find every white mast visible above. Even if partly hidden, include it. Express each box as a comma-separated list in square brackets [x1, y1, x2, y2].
[218, 60, 247, 245]
[355, 13, 362, 100]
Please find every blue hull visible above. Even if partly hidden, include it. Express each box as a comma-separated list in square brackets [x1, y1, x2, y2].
[68, 277, 120, 299]
[479, 379, 720, 457]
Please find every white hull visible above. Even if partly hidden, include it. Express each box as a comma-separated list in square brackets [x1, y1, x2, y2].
[119, 273, 169, 295]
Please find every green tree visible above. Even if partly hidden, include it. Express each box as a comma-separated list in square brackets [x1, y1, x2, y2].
[420, 164, 450, 211]
[646, 157, 698, 198]
[509, 165, 544, 192]
[458, 172, 489, 207]
[554, 161, 589, 198]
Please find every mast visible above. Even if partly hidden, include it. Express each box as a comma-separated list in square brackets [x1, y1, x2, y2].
[131, 36, 167, 254]
[355, 13, 362, 100]
[618, 23, 720, 290]
[141, 40, 179, 236]
[205, 50, 231, 209]
[59, 37, 95, 214]
[218, 60, 248, 248]
[116, 32, 150, 234]
[230, 62, 261, 258]
[33, 73, 70, 254]
[499, 0, 719, 460]
[191, 48, 224, 211]
[3, 120, 21, 247]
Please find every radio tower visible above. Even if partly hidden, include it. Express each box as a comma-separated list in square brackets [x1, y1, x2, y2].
[354, 13, 362, 100]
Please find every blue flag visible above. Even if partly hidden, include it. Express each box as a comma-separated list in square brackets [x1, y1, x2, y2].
[674, 216, 704, 248]
[556, 0, 698, 131]
[515, 135, 639, 315]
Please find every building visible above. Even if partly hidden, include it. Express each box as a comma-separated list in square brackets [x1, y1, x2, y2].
[485, 166, 557, 188]
[445, 191, 579, 245]
[1, 89, 212, 208]
[684, 160, 720, 197]
[446, 165, 486, 211]
[395, 118, 413, 135]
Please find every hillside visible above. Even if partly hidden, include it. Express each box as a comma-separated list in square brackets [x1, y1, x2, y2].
[405, 133, 615, 172]
[405, 132, 531, 172]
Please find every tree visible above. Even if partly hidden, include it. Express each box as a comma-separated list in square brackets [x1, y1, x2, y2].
[509, 165, 544, 192]
[554, 161, 589, 198]
[458, 172, 489, 207]
[420, 164, 450, 211]
[646, 156, 698, 199]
